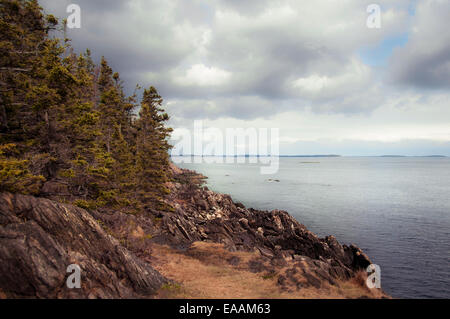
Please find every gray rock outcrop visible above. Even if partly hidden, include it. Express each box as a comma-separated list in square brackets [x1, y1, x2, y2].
[0, 193, 166, 298]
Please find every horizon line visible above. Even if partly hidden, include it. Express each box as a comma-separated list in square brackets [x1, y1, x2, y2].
[170, 154, 448, 158]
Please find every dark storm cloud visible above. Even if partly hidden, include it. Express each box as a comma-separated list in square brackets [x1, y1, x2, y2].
[204, 27, 329, 99]
[41, 0, 126, 14]
[217, 0, 273, 15]
[36, 0, 450, 155]
[388, 0, 450, 90]
[391, 48, 450, 89]
[75, 0, 126, 12]
[38, 0, 443, 122]
[41, 0, 201, 92]
[165, 96, 297, 121]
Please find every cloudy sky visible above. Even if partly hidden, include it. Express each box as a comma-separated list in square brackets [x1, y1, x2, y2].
[41, 0, 450, 156]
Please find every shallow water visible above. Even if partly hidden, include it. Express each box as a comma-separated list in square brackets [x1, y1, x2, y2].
[176, 156, 450, 299]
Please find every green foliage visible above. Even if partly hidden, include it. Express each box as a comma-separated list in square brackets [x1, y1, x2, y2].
[160, 283, 182, 292]
[73, 199, 97, 210]
[262, 271, 278, 280]
[0, 0, 174, 215]
[136, 87, 174, 211]
[0, 144, 45, 194]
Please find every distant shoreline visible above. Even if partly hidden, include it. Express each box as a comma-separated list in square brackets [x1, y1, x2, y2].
[171, 155, 341, 158]
[171, 155, 448, 158]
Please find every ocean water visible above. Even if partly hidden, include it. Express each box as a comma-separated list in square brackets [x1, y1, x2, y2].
[175, 156, 450, 299]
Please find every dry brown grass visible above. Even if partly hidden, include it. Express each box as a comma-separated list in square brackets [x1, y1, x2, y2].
[150, 242, 387, 299]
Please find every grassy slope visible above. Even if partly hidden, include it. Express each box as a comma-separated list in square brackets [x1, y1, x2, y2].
[150, 242, 387, 299]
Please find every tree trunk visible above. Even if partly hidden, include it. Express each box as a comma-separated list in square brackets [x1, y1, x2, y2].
[0, 103, 8, 130]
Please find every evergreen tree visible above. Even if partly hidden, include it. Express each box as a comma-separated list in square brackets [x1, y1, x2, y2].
[0, 143, 44, 194]
[136, 87, 173, 211]
[1, 0, 174, 215]
[57, 51, 112, 205]
[94, 57, 139, 209]
[0, 0, 59, 192]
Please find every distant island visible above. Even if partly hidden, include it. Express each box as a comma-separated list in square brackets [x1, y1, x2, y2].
[380, 155, 447, 158]
[280, 155, 341, 158]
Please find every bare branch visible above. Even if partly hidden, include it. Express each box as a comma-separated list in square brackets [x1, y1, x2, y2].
[0, 67, 31, 72]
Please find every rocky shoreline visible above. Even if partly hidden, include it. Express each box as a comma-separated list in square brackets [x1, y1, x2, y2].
[155, 165, 373, 290]
[0, 164, 377, 298]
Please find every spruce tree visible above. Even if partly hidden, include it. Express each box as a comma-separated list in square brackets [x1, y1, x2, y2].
[0, 0, 59, 193]
[136, 87, 173, 212]
[57, 51, 111, 205]
[94, 57, 139, 209]
[1, 1, 175, 214]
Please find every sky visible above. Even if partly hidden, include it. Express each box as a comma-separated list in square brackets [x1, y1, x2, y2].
[40, 0, 450, 156]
